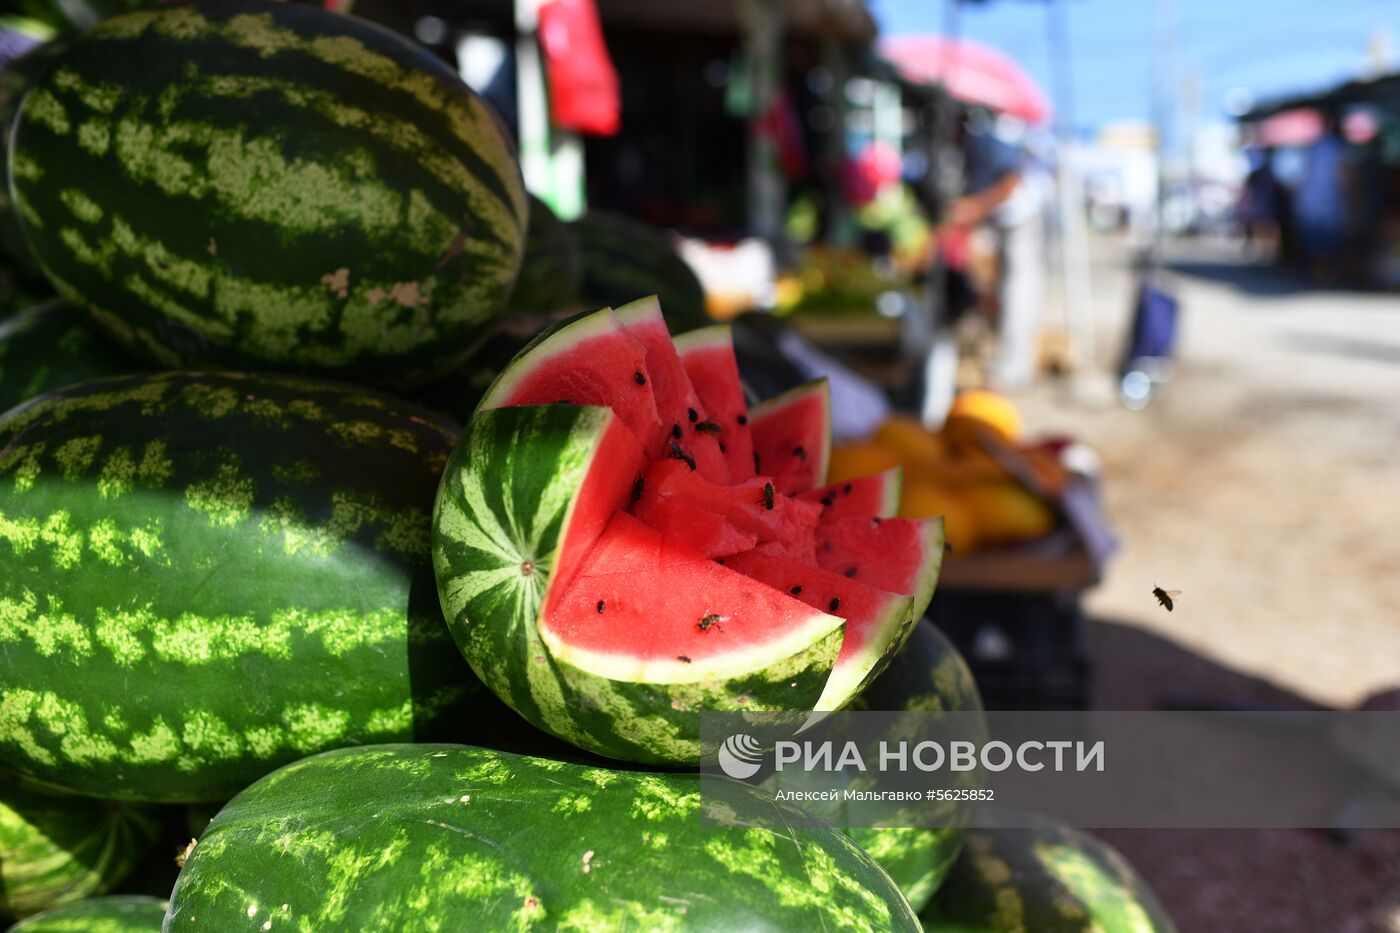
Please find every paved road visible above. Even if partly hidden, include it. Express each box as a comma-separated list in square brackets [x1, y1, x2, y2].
[1023, 236, 1400, 710]
[1018, 237, 1400, 933]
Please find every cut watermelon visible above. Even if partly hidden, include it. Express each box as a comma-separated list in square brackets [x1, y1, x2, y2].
[800, 467, 904, 521]
[543, 513, 844, 683]
[723, 549, 915, 711]
[749, 379, 831, 495]
[479, 308, 664, 448]
[433, 302, 942, 765]
[634, 496, 757, 559]
[673, 325, 757, 482]
[635, 458, 820, 549]
[615, 297, 730, 483]
[817, 516, 945, 618]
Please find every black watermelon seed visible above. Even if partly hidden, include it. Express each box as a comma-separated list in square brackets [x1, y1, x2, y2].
[631, 476, 644, 502]
[688, 408, 698, 422]
[753, 452, 761, 472]
[828, 597, 841, 612]
[844, 566, 858, 578]
[790, 585, 803, 595]
[843, 483, 852, 494]
[719, 442, 727, 453]
[716, 558, 725, 564]
[556, 399, 571, 405]
[633, 371, 647, 385]
[671, 424, 682, 439]
[596, 601, 606, 613]
[677, 655, 692, 663]
[737, 414, 748, 426]
[793, 446, 806, 460]
[872, 517, 882, 526]
[820, 495, 835, 507]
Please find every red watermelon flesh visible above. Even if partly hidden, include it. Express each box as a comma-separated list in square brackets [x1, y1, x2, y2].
[752, 523, 818, 565]
[817, 516, 945, 619]
[481, 307, 664, 448]
[633, 496, 757, 559]
[673, 325, 757, 482]
[615, 297, 730, 484]
[749, 380, 831, 495]
[800, 468, 903, 522]
[635, 458, 821, 548]
[541, 512, 844, 682]
[723, 549, 915, 710]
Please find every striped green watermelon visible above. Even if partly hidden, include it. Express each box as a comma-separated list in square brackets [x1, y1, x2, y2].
[575, 211, 709, 332]
[847, 620, 987, 913]
[506, 194, 581, 314]
[166, 743, 920, 931]
[8, 896, 166, 932]
[432, 303, 942, 764]
[921, 819, 1177, 933]
[1, 780, 160, 919]
[0, 301, 139, 414]
[0, 371, 486, 802]
[9, 1, 526, 387]
[1, 34, 68, 279]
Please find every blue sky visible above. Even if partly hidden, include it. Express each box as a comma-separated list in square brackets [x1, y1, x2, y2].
[870, 0, 1399, 132]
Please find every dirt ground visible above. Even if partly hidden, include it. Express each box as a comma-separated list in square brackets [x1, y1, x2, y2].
[1013, 237, 1400, 932]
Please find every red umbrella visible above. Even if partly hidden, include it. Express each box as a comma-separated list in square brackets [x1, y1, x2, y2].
[879, 35, 1052, 125]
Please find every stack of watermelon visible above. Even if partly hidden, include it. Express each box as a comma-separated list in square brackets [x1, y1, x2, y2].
[0, 3, 1175, 931]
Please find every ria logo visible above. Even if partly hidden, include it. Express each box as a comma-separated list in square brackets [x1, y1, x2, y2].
[717, 733, 765, 779]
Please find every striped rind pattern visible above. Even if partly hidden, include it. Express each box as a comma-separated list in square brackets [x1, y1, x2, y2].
[431, 404, 843, 764]
[9, 2, 527, 387]
[0, 781, 160, 919]
[9, 895, 168, 933]
[165, 743, 919, 932]
[0, 371, 479, 802]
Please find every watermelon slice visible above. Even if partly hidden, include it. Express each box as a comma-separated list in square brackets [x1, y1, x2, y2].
[634, 496, 757, 559]
[800, 467, 904, 521]
[723, 549, 915, 711]
[615, 297, 730, 483]
[543, 513, 844, 683]
[479, 308, 664, 449]
[433, 302, 942, 765]
[749, 379, 831, 495]
[817, 516, 945, 618]
[673, 325, 757, 482]
[635, 458, 821, 549]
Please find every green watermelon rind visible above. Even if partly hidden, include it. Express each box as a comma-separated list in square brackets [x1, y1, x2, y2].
[10, 2, 526, 387]
[8, 894, 167, 932]
[0, 371, 479, 802]
[1, 782, 161, 919]
[165, 743, 920, 932]
[920, 819, 1178, 933]
[432, 403, 845, 764]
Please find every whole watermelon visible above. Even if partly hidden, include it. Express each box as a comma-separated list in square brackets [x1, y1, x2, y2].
[9, 1, 525, 387]
[0, 34, 68, 278]
[0, 300, 139, 413]
[847, 619, 986, 913]
[1, 779, 160, 919]
[920, 819, 1177, 933]
[166, 743, 919, 931]
[506, 194, 581, 314]
[8, 895, 166, 932]
[0, 371, 482, 802]
[574, 211, 708, 331]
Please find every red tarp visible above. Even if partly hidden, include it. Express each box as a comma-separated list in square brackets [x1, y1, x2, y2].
[538, 0, 621, 136]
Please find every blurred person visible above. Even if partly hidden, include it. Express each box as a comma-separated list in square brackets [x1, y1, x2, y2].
[1292, 110, 1353, 285]
[917, 114, 1024, 426]
[1237, 146, 1284, 259]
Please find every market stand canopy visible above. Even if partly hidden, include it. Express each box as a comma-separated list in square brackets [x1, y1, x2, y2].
[878, 34, 1052, 125]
